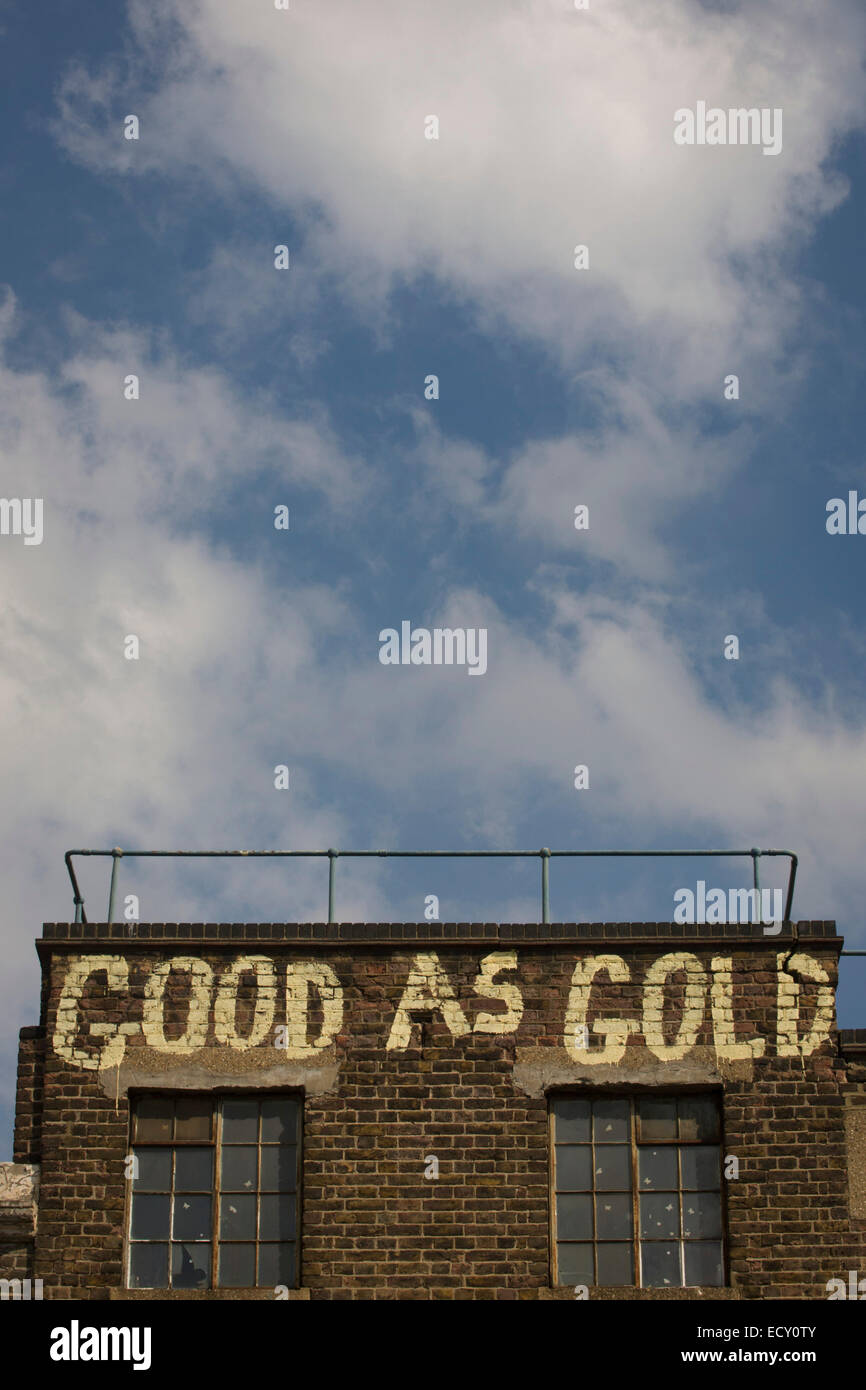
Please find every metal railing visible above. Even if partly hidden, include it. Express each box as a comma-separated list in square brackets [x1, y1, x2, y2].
[63, 846, 799, 925]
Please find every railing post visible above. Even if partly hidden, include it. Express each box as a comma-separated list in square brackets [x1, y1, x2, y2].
[327, 849, 338, 924]
[751, 847, 761, 924]
[107, 848, 123, 924]
[541, 848, 550, 924]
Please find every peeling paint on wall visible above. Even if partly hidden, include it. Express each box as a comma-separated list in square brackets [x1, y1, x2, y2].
[50, 947, 835, 1073]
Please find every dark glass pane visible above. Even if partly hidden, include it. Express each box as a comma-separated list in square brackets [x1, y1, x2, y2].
[684, 1241, 724, 1287]
[221, 1146, 258, 1192]
[175, 1148, 214, 1192]
[593, 1098, 629, 1143]
[221, 1194, 257, 1240]
[259, 1194, 296, 1241]
[222, 1098, 260, 1143]
[556, 1193, 592, 1240]
[218, 1243, 256, 1288]
[682, 1192, 721, 1239]
[557, 1242, 594, 1286]
[261, 1098, 298, 1144]
[638, 1146, 678, 1191]
[637, 1098, 677, 1143]
[175, 1096, 213, 1142]
[133, 1148, 171, 1191]
[681, 1146, 721, 1191]
[258, 1242, 295, 1288]
[641, 1242, 681, 1288]
[595, 1193, 632, 1239]
[596, 1242, 633, 1286]
[134, 1097, 173, 1143]
[171, 1242, 210, 1289]
[173, 1194, 212, 1241]
[131, 1194, 170, 1240]
[553, 1098, 591, 1143]
[594, 1145, 631, 1191]
[678, 1096, 719, 1143]
[129, 1242, 168, 1289]
[555, 1146, 592, 1191]
[260, 1145, 297, 1192]
[640, 1193, 680, 1239]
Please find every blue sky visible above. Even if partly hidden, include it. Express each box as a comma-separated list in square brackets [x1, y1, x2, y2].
[1, 0, 866, 1154]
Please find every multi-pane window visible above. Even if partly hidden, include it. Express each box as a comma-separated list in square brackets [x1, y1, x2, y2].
[126, 1093, 300, 1291]
[551, 1093, 724, 1289]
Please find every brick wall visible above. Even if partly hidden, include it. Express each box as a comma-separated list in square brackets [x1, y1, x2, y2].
[3, 920, 864, 1299]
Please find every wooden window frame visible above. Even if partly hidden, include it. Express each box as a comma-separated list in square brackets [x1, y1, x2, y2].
[548, 1089, 728, 1290]
[124, 1090, 302, 1292]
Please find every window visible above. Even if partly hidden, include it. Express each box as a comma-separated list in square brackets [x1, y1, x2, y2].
[550, 1092, 724, 1289]
[126, 1093, 300, 1291]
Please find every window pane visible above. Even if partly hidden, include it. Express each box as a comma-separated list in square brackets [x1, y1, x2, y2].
[637, 1098, 677, 1142]
[641, 1241, 680, 1288]
[557, 1242, 593, 1286]
[555, 1146, 592, 1191]
[596, 1242, 632, 1286]
[133, 1148, 171, 1191]
[638, 1146, 677, 1191]
[554, 1098, 591, 1143]
[221, 1194, 257, 1240]
[222, 1098, 260, 1143]
[261, 1098, 298, 1144]
[556, 1193, 592, 1240]
[218, 1243, 256, 1288]
[681, 1146, 720, 1190]
[131, 1194, 170, 1240]
[684, 1241, 724, 1287]
[678, 1096, 719, 1143]
[259, 1194, 296, 1241]
[260, 1144, 297, 1192]
[258, 1242, 295, 1288]
[594, 1145, 630, 1190]
[175, 1147, 214, 1192]
[129, 1242, 168, 1289]
[171, 1242, 210, 1290]
[640, 1193, 680, 1239]
[595, 1194, 632, 1239]
[682, 1192, 721, 1239]
[134, 1097, 173, 1143]
[173, 1194, 212, 1241]
[222, 1146, 259, 1191]
[593, 1098, 629, 1143]
[175, 1097, 213, 1142]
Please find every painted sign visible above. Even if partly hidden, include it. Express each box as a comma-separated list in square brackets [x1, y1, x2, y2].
[51, 949, 834, 1070]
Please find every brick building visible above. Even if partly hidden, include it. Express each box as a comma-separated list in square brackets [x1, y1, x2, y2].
[1, 914, 865, 1300]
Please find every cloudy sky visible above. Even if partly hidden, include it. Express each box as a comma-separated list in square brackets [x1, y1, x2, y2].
[1, 0, 865, 1153]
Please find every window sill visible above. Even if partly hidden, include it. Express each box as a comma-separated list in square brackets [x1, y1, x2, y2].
[110, 1288, 310, 1301]
[543, 1286, 741, 1300]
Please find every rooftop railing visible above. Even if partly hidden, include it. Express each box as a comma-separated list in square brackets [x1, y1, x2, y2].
[63, 846, 800, 927]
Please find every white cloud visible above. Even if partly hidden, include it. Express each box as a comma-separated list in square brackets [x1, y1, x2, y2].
[408, 374, 755, 579]
[53, 0, 866, 394]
